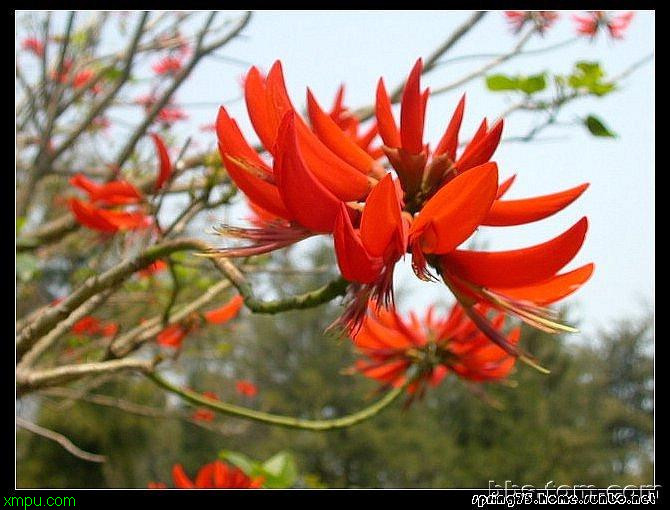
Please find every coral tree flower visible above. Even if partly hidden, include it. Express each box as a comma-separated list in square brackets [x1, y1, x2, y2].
[71, 316, 118, 337]
[235, 380, 258, 397]
[192, 391, 219, 422]
[150, 461, 263, 489]
[573, 11, 634, 40]
[152, 55, 184, 76]
[213, 59, 593, 356]
[68, 174, 151, 233]
[156, 323, 194, 349]
[203, 295, 244, 324]
[352, 302, 519, 397]
[504, 11, 559, 35]
[22, 37, 45, 57]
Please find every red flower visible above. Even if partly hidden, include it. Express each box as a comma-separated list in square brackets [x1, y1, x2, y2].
[573, 11, 634, 40]
[504, 11, 559, 34]
[235, 380, 258, 397]
[192, 392, 219, 422]
[170, 461, 263, 489]
[68, 198, 151, 233]
[352, 302, 519, 397]
[317, 85, 384, 160]
[213, 61, 379, 257]
[68, 174, 151, 233]
[156, 324, 189, 349]
[213, 59, 593, 352]
[72, 316, 101, 335]
[150, 133, 173, 191]
[22, 37, 45, 57]
[72, 69, 102, 94]
[137, 260, 168, 277]
[204, 295, 244, 325]
[72, 316, 118, 337]
[152, 55, 184, 75]
[70, 174, 143, 206]
[157, 106, 188, 125]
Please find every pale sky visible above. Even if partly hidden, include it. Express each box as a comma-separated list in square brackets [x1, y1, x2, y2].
[18, 11, 655, 338]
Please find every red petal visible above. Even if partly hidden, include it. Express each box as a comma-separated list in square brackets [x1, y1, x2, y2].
[274, 113, 342, 233]
[334, 203, 382, 283]
[247, 63, 371, 201]
[204, 295, 244, 324]
[151, 133, 173, 191]
[375, 78, 400, 148]
[434, 94, 465, 160]
[172, 465, 195, 489]
[90, 181, 143, 206]
[98, 209, 151, 230]
[68, 198, 118, 232]
[496, 174, 516, 199]
[244, 66, 278, 151]
[216, 107, 291, 219]
[307, 89, 377, 175]
[409, 162, 499, 254]
[360, 174, 406, 258]
[483, 183, 589, 226]
[455, 119, 503, 172]
[494, 263, 594, 305]
[70, 174, 102, 195]
[400, 59, 425, 154]
[442, 217, 589, 288]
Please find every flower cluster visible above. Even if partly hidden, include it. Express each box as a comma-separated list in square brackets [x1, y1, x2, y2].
[351, 302, 520, 397]
[573, 11, 635, 40]
[68, 174, 152, 233]
[212, 59, 593, 363]
[504, 11, 559, 35]
[149, 460, 263, 489]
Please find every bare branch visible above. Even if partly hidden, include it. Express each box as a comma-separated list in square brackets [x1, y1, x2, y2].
[16, 417, 107, 463]
[17, 358, 157, 394]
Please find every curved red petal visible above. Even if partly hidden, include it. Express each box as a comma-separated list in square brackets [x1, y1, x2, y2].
[172, 464, 195, 489]
[274, 113, 342, 233]
[68, 198, 118, 232]
[483, 183, 589, 226]
[455, 119, 503, 172]
[496, 174, 516, 199]
[375, 78, 400, 148]
[151, 133, 173, 191]
[434, 94, 465, 160]
[494, 263, 595, 305]
[400, 59, 425, 154]
[409, 162, 498, 254]
[334, 203, 382, 283]
[307, 89, 378, 175]
[360, 174, 406, 258]
[442, 217, 589, 288]
[204, 295, 244, 324]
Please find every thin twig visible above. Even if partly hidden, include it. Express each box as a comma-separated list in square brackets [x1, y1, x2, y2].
[16, 417, 107, 463]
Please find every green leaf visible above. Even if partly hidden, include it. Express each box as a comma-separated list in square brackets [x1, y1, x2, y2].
[584, 115, 617, 137]
[567, 61, 616, 97]
[518, 74, 547, 94]
[219, 450, 298, 488]
[259, 451, 298, 488]
[486, 73, 546, 95]
[219, 450, 257, 475]
[486, 74, 519, 91]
